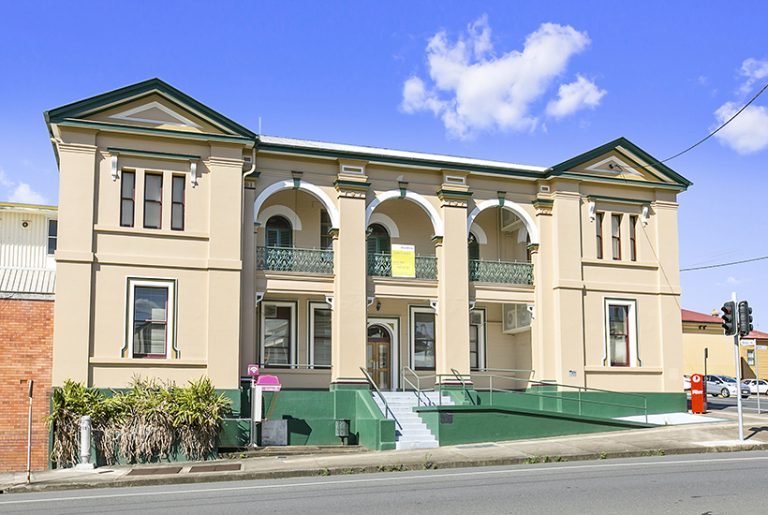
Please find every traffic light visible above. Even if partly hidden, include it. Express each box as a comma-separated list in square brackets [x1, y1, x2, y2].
[721, 301, 737, 336]
[738, 300, 754, 337]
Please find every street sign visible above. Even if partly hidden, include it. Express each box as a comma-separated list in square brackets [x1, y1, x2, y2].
[246, 363, 260, 377]
[740, 339, 756, 347]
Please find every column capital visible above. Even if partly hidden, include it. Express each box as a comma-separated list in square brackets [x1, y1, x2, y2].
[437, 189, 473, 208]
[533, 197, 554, 216]
[335, 179, 370, 199]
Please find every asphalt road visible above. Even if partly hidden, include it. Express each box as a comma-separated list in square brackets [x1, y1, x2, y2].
[703, 394, 768, 414]
[2, 451, 768, 514]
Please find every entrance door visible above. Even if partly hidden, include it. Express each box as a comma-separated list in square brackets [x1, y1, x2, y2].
[367, 324, 391, 390]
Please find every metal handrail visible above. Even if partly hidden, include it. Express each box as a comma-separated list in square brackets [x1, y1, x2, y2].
[449, 368, 477, 406]
[400, 366, 436, 407]
[475, 373, 648, 423]
[360, 367, 402, 430]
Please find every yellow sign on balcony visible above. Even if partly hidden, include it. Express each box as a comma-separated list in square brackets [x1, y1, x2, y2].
[391, 244, 416, 278]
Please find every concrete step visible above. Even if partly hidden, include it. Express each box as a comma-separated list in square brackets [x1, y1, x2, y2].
[396, 440, 439, 450]
[373, 391, 442, 450]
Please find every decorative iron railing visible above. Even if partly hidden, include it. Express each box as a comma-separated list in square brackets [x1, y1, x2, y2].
[256, 246, 334, 274]
[469, 259, 533, 285]
[367, 253, 437, 280]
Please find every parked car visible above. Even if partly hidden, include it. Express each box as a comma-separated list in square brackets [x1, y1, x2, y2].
[704, 375, 750, 398]
[683, 375, 691, 391]
[742, 379, 768, 395]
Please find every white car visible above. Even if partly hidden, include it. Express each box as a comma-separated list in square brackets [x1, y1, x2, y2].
[683, 375, 691, 391]
[742, 379, 768, 394]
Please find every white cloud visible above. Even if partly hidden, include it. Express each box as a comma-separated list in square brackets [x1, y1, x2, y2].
[400, 17, 602, 138]
[546, 75, 606, 118]
[725, 276, 743, 286]
[9, 183, 47, 204]
[0, 166, 48, 205]
[713, 101, 768, 154]
[739, 57, 768, 94]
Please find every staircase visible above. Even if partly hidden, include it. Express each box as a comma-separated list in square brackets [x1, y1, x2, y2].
[373, 391, 454, 450]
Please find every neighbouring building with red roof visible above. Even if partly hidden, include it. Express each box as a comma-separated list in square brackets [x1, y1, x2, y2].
[682, 308, 768, 379]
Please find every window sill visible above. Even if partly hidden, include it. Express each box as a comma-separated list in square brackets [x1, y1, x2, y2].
[94, 224, 209, 240]
[584, 366, 663, 374]
[89, 357, 206, 367]
[582, 258, 658, 270]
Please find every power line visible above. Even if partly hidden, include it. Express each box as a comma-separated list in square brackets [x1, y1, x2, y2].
[636, 80, 768, 168]
[681, 255, 768, 272]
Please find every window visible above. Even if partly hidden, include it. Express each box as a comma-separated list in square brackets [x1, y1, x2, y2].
[605, 299, 637, 367]
[47, 219, 57, 255]
[265, 215, 292, 247]
[595, 212, 604, 259]
[120, 171, 135, 227]
[171, 175, 185, 231]
[469, 309, 485, 370]
[320, 209, 333, 250]
[748, 349, 755, 366]
[611, 214, 622, 260]
[468, 233, 480, 261]
[309, 302, 332, 367]
[629, 215, 638, 262]
[144, 173, 163, 229]
[261, 302, 295, 366]
[367, 223, 390, 255]
[410, 307, 435, 370]
[128, 279, 175, 359]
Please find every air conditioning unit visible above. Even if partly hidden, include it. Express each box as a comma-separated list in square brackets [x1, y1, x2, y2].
[502, 303, 532, 334]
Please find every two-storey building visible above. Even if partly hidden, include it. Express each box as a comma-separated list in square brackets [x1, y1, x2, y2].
[44, 79, 691, 449]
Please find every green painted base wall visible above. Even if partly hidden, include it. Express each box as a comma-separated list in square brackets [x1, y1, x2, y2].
[415, 391, 684, 446]
[415, 405, 654, 446]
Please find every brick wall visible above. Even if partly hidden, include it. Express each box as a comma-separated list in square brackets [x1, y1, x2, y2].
[0, 298, 53, 472]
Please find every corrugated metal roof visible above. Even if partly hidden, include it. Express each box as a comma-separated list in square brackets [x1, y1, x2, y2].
[0, 267, 55, 294]
[258, 135, 548, 173]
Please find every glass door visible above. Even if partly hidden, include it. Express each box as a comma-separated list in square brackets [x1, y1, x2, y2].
[367, 325, 391, 390]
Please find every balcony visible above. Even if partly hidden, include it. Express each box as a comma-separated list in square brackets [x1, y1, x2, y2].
[256, 246, 334, 274]
[367, 253, 437, 280]
[469, 259, 533, 285]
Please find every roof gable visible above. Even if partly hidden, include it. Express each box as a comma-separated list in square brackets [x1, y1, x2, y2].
[549, 137, 692, 190]
[44, 78, 255, 139]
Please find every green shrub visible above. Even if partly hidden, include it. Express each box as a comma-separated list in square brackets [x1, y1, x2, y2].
[48, 376, 231, 467]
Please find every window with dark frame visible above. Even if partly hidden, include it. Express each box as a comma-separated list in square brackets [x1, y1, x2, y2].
[608, 304, 630, 367]
[629, 215, 638, 262]
[320, 209, 333, 250]
[596, 212, 604, 259]
[120, 171, 135, 227]
[611, 214, 622, 260]
[144, 173, 163, 229]
[47, 219, 57, 255]
[171, 175, 185, 231]
[413, 311, 436, 370]
[132, 286, 169, 358]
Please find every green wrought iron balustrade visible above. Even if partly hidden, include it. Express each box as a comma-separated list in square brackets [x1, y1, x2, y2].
[469, 259, 533, 285]
[256, 246, 334, 274]
[367, 253, 437, 280]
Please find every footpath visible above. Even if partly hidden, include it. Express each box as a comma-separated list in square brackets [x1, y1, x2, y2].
[2, 410, 767, 494]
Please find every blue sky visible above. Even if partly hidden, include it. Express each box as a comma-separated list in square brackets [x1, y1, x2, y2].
[1, 1, 766, 324]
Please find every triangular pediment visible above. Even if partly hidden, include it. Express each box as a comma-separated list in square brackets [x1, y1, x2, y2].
[549, 138, 692, 189]
[45, 78, 255, 139]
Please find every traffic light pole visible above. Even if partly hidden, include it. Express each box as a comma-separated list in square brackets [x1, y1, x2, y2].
[732, 292, 744, 442]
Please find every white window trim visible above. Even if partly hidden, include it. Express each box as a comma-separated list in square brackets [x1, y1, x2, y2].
[127, 278, 176, 359]
[260, 301, 297, 367]
[409, 305, 436, 370]
[603, 298, 638, 367]
[470, 308, 486, 371]
[308, 301, 332, 369]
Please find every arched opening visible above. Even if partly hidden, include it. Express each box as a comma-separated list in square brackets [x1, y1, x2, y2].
[467, 206, 534, 285]
[265, 215, 293, 248]
[366, 223, 392, 277]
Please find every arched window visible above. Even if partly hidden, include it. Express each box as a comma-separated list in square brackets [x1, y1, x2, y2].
[367, 223, 390, 255]
[266, 215, 293, 248]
